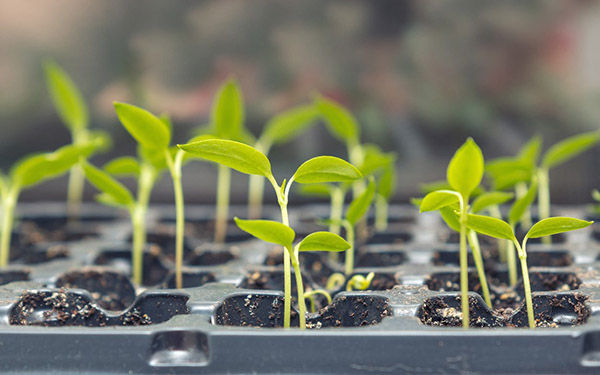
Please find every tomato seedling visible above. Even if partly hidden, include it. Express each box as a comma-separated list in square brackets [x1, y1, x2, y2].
[44, 60, 110, 221]
[178, 138, 362, 328]
[466, 214, 592, 328]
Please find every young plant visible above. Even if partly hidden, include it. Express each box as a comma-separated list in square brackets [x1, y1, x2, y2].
[487, 132, 599, 244]
[420, 138, 484, 328]
[248, 104, 319, 218]
[178, 139, 362, 329]
[466, 214, 592, 328]
[194, 80, 253, 244]
[111, 102, 200, 289]
[0, 143, 97, 266]
[83, 153, 161, 286]
[44, 60, 110, 221]
[360, 145, 397, 232]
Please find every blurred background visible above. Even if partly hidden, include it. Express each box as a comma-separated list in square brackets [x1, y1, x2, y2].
[2, 0, 600, 204]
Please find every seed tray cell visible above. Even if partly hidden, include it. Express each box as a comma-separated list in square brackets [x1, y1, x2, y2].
[0, 203, 599, 374]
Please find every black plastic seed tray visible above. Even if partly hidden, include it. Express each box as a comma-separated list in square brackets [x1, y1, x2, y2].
[1, 202, 600, 374]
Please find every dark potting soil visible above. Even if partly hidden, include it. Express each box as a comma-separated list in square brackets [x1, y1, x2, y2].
[55, 268, 136, 311]
[93, 247, 170, 287]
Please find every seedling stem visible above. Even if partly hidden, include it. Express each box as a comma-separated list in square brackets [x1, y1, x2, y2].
[215, 165, 231, 243]
[458, 194, 469, 329]
[343, 221, 355, 276]
[329, 186, 344, 235]
[0, 190, 17, 267]
[165, 149, 186, 289]
[130, 162, 155, 285]
[467, 230, 492, 307]
[537, 168, 551, 244]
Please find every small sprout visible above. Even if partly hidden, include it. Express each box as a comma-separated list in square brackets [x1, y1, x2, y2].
[44, 60, 110, 221]
[466, 214, 592, 328]
[303, 289, 332, 313]
[0, 144, 96, 266]
[420, 138, 488, 328]
[343, 178, 376, 275]
[326, 273, 346, 291]
[180, 138, 359, 329]
[346, 272, 375, 291]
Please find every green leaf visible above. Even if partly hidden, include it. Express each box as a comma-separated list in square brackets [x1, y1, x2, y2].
[593, 189, 600, 202]
[525, 217, 593, 240]
[234, 218, 294, 248]
[114, 102, 171, 150]
[542, 131, 600, 169]
[419, 181, 452, 194]
[178, 139, 271, 177]
[471, 191, 514, 213]
[297, 231, 350, 252]
[346, 179, 375, 225]
[419, 190, 460, 212]
[43, 60, 88, 131]
[104, 157, 140, 177]
[297, 183, 332, 198]
[447, 138, 484, 198]
[486, 158, 532, 189]
[11, 144, 93, 188]
[137, 145, 168, 171]
[377, 163, 396, 200]
[492, 169, 532, 191]
[88, 129, 112, 153]
[517, 135, 542, 166]
[261, 105, 318, 145]
[292, 156, 362, 184]
[359, 145, 394, 176]
[466, 213, 515, 241]
[508, 180, 537, 226]
[82, 162, 134, 207]
[212, 79, 244, 140]
[315, 96, 359, 144]
[439, 206, 460, 232]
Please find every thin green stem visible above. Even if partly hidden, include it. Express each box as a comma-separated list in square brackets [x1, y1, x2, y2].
[488, 204, 507, 263]
[166, 150, 185, 289]
[459, 197, 469, 329]
[247, 175, 265, 219]
[131, 164, 155, 285]
[506, 238, 518, 287]
[247, 141, 269, 219]
[289, 247, 307, 329]
[467, 230, 492, 308]
[515, 241, 535, 328]
[344, 222, 355, 276]
[329, 186, 344, 235]
[267, 174, 293, 328]
[326, 273, 345, 290]
[515, 182, 532, 228]
[0, 188, 18, 267]
[537, 168, 551, 245]
[67, 129, 88, 223]
[215, 165, 231, 244]
[374, 194, 388, 232]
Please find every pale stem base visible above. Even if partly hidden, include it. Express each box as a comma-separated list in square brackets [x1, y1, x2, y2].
[467, 230, 492, 308]
[215, 165, 231, 244]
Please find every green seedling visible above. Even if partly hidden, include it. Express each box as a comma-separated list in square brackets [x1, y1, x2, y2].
[304, 289, 332, 313]
[83, 155, 159, 286]
[465, 214, 592, 328]
[193, 80, 254, 244]
[420, 138, 485, 328]
[0, 143, 98, 266]
[178, 138, 361, 329]
[346, 272, 375, 291]
[110, 102, 202, 289]
[44, 60, 110, 221]
[487, 132, 599, 244]
[362, 145, 397, 232]
[248, 104, 319, 218]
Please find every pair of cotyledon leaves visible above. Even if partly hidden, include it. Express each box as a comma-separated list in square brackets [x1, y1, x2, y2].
[234, 218, 350, 253]
[422, 187, 592, 246]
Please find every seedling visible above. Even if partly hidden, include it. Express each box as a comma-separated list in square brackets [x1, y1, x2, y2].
[194, 80, 254, 244]
[178, 138, 361, 328]
[248, 104, 319, 218]
[44, 60, 110, 221]
[346, 272, 375, 291]
[487, 132, 599, 244]
[466, 214, 592, 328]
[304, 289, 332, 313]
[420, 138, 485, 328]
[83, 103, 182, 285]
[109, 102, 203, 289]
[0, 143, 98, 266]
